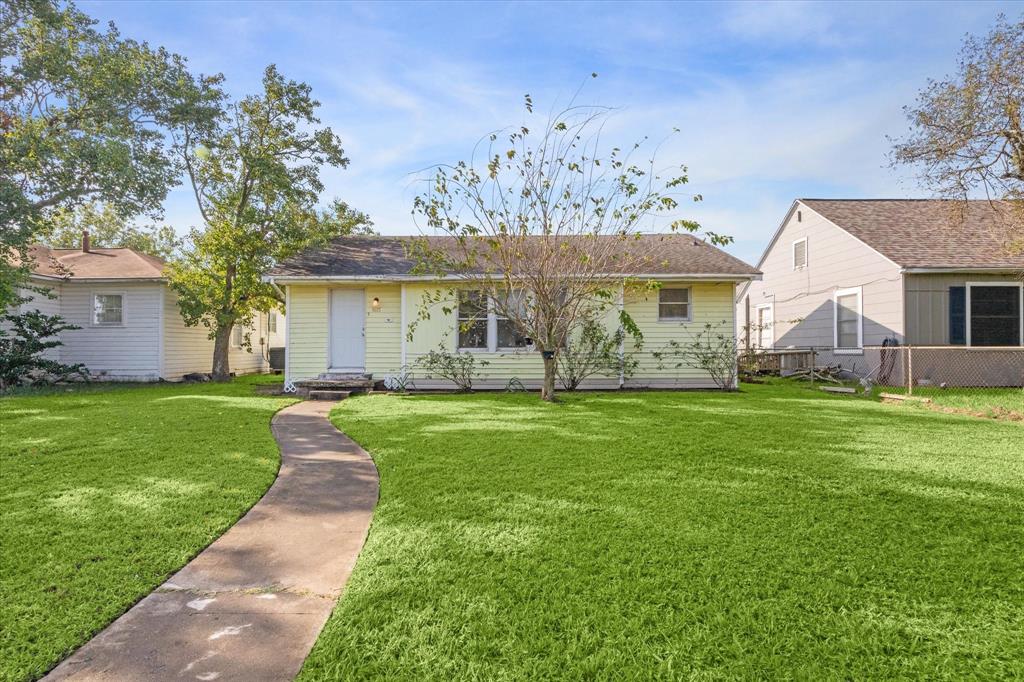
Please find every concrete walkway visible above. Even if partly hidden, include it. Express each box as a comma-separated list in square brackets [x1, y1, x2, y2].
[45, 400, 379, 682]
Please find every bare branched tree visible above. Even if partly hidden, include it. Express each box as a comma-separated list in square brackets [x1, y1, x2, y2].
[891, 14, 1024, 250]
[411, 91, 731, 401]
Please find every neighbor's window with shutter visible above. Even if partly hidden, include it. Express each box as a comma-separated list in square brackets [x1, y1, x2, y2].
[658, 288, 691, 321]
[457, 290, 488, 349]
[968, 284, 1021, 346]
[793, 238, 808, 269]
[92, 294, 123, 325]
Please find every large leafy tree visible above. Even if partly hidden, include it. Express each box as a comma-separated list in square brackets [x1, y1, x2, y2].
[169, 65, 371, 381]
[39, 202, 181, 260]
[0, 0, 222, 307]
[891, 14, 1024, 250]
[412, 94, 730, 401]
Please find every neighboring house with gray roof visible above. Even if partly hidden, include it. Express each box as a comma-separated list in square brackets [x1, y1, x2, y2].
[11, 235, 283, 381]
[737, 199, 1023, 384]
[266, 234, 761, 390]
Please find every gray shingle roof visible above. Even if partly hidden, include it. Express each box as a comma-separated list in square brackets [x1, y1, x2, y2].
[801, 199, 1024, 269]
[269, 235, 760, 278]
[27, 245, 166, 279]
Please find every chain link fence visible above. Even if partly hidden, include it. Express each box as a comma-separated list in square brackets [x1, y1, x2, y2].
[743, 345, 1024, 393]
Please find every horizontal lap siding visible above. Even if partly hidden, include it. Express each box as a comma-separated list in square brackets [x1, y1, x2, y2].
[288, 285, 330, 382]
[10, 283, 63, 361]
[162, 294, 268, 380]
[404, 281, 737, 389]
[626, 282, 735, 388]
[364, 285, 402, 375]
[59, 282, 161, 380]
[738, 204, 904, 349]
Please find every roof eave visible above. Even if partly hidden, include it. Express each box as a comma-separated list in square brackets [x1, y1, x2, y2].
[264, 272, 761, 285]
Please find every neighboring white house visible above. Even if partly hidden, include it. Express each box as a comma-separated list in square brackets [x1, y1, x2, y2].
[11, 238, 285, 381]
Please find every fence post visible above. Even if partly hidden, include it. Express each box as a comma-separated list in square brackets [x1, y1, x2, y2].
[907, 345, 913, 396]
[810, 347, 815, 388]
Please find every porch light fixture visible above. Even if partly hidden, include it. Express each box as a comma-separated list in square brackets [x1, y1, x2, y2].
[371, 297, 381, 311]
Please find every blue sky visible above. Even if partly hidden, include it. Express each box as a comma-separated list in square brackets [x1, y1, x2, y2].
[85, 0, 1018, 264]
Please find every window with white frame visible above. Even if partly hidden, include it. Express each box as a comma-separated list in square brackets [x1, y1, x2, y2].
[231, 324, 244, 348]
[494, 289, 530, 349]
[457, 290, 488, 349]
[92, 293, 123, 326]
[967, 283, 1022, 346]
[792, 238, 808, 269]
[268, 311, 277, 333]
[457, 289, 531, 351]
[658, 287, 691, 321]
[834, 287, 862, 351]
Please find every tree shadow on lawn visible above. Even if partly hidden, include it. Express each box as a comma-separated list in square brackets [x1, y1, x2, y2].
[304, 389, 1024, 680]
[0, 381, 296, 682]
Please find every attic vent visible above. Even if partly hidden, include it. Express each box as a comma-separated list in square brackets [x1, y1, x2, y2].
[797, 210, 802, 222]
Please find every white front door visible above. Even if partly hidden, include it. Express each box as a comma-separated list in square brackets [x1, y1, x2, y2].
[756, 305, 774, 349]
[330, 289, 365, 370]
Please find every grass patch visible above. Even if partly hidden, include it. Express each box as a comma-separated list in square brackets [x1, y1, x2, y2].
[300, 384, 1024, 680]
[879, 386, 1024, 420]
[0, 377, 296, 682]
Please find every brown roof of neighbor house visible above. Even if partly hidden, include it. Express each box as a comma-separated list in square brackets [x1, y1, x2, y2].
[269, 234, 760, 279]
[800, 199, 1024, 269]
[27, 244, 166, 280]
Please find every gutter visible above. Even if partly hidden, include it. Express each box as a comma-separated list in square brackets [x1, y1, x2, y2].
[901, 267, 1024, 274]
[262, 273, 762, 284]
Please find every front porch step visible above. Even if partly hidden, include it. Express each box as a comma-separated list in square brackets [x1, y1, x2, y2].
[309, 390, 351, 401]
[318, 372, 373, 382]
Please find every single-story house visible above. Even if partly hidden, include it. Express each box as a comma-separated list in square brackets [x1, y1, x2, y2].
[737, 199, 1024, 385]
[265, 234, 761, 390]
[10, 237, 285, 381]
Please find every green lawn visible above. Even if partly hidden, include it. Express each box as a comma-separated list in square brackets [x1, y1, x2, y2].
[882, 386, 1024, 419]
[0, 377, 295, 682]
[300, 384, 1024, 680]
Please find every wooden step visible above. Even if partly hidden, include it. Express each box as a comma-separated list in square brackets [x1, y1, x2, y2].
[309, 390, 351, 401]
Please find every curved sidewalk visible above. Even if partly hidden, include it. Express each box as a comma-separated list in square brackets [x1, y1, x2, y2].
[45, 400, 379, 682]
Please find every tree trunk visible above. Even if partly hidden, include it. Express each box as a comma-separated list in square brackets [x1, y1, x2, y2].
[211, 323, 232, 381]
[541, 352, 557, 402]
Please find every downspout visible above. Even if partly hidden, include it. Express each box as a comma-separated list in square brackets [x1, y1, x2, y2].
[618, 280, 625, 389]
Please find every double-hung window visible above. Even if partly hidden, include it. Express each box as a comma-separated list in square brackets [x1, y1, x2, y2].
[457, 290, 488, 349]
[658, 288, 691, 321]
[834, 287, 862, 352]
[457, 289, 531, 351]
[92, 293, 123, 326]
[268, 312, 277, 334]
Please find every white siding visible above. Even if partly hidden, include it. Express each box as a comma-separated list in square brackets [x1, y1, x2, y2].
[162, 291, 270, 380]
[7, 282, 64, 361]
[738, 202, 904, 349]
[59, 282, 162, 380]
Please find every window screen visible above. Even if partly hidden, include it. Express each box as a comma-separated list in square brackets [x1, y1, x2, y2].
[835, 293, 860, 348]
[970, 286, 1021, 346]
[658, 288, 691, 320]
[93, 294, 123, 325]
[494, 290, 529, 348]
[457, 290, 488, 349]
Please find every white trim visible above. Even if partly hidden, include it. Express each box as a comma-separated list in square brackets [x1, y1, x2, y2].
[400, 283, 407, 368]
[753, 302, 774, 349]
[89, 290, 126, 327]
[657, 286, 692, 322]
[792, 237, 808, 270]
[903, 267, 1023, 274]
[833, 286, 863, 352]
[265, 273, 760, 284]
[284, 285, 291, 385]
[965, 281, 1024, 348]
[327, 287, 366, 372]
[618, 280, 625, 388]
[157, 286, 165, 379]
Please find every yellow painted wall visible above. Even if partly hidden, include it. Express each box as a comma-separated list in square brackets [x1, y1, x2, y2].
[286, 283, 402, 382]
[287, 280, 738, 388]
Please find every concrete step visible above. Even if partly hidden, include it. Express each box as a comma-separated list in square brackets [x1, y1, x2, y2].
[318, 372, 373, 382]
[309, 390, 351, 401]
